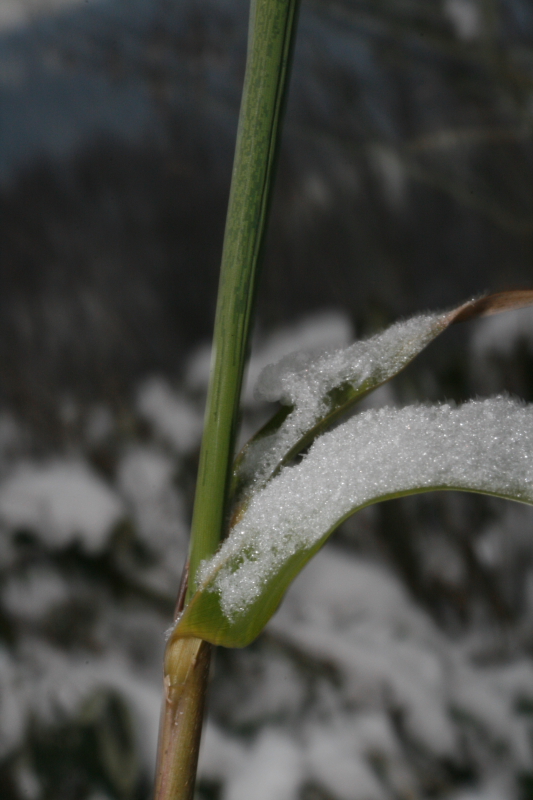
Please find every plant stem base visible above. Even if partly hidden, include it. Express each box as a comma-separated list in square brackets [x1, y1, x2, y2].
[154, 637, 212, 800]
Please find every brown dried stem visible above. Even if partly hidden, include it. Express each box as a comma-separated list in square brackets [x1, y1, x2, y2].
[153, 637, 212, 800]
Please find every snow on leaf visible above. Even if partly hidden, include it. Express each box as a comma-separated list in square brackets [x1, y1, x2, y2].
[234, 312, 449, 495]
[233, 291, 533, 499]
[174, 397, 533, 647]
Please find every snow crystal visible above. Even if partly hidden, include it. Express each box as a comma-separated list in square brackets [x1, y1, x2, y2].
[243, 312, 448, 487]
[254, 313, 444, 405]
[136, 376, 203, 453]
[199, 397, 533, 620]
[0, 461, 124, 552]
[243, 312, 353, 405]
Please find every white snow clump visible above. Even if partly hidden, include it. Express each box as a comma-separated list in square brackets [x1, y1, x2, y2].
[243, 311, 353, 405]
[0, 461, 124, 552]
[117, 445, 188, 589]
[136, 376, 203, 454]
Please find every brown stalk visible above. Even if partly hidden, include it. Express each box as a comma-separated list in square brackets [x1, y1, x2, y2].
[447, 289, 533, 324]
[153, 636, 212, 800]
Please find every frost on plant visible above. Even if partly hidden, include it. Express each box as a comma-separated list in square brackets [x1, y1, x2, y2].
[237, 293, 533, 493]
[238, 312, 450, 490]
[200, 398, 533, 621]
[174, 294, 533, 647]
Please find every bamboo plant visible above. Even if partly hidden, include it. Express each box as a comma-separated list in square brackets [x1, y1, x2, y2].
[154, 0, 301, 797]
[153, 0, 533, 797]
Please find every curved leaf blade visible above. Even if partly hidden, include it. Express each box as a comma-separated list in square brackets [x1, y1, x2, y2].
[234, 291, 533, 499]
[175, 397, 533, 647]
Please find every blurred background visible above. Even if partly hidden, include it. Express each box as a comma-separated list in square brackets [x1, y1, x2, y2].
[2, 0, 533, 798]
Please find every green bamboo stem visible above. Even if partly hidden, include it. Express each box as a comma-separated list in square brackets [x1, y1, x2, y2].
[187, 0, 301, 596]
[154, 0, 301, 797]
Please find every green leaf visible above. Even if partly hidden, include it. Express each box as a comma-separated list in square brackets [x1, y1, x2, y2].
[174, 397, 533, 647]
[233, 291, 533, 501]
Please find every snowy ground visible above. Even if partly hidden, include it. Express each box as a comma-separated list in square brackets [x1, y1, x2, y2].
[1, 307, 533, 800]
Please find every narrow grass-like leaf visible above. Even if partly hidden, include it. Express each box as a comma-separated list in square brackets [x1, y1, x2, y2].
[233, 291, 533, 499]
[175, 397, 533, 647]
